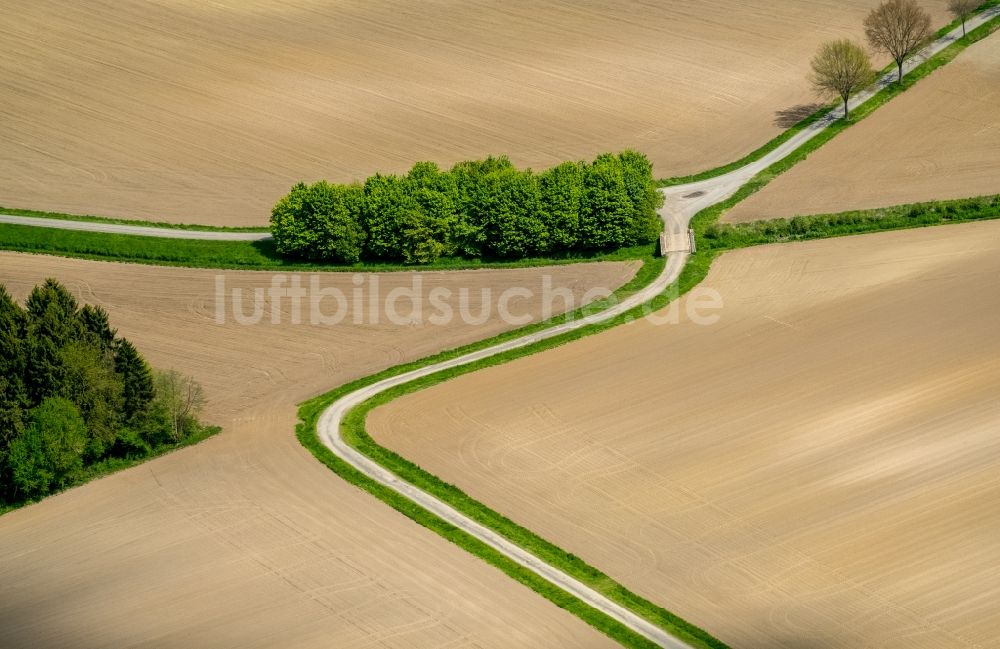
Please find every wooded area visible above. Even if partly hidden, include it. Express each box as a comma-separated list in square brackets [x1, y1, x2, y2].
[0, 279, 212, 505]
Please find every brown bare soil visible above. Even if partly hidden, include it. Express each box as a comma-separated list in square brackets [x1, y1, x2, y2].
[370, 221, 1000, 649]
[0, 255, 637, 649]
[0, 0, 946, 226]
[726, 32, 1000, 223]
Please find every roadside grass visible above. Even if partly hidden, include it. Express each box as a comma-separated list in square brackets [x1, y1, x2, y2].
[0, 222, 654, 273]
[0, 425, 220, 517]
[0, 205, 269, 232]
[656, 0, 1000, 187]
[703, 194, 1000, 249]
[296, 13, 1000, 649]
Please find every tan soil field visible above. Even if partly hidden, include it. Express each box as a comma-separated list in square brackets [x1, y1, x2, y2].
[0, 0, 948, 227]
[370, 221, 1000, 649]
[726, 32, 1000, 223]
[0, 256, 637, 649]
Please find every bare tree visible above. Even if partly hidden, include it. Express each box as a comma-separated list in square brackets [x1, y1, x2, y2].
[948, 0, 980, 37]
[865, 0, 934, 83]
[810, 40, 877, 119]
[153, 369, 206, 440]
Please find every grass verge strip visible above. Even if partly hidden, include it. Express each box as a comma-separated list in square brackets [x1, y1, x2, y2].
[703, 194, 1000, 248]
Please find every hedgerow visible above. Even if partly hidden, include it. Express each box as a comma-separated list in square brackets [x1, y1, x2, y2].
[270, 151, 663, 264]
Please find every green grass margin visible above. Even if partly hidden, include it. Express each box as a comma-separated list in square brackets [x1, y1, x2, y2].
[704, 194, 1000, 248]
[656, 0, 1000, 187]
[295, 15, 1000, 649]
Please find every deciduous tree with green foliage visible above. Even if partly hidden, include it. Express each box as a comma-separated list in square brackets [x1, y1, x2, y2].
[538, 161, 584, 253]
[271, 181, 367, 263]
[581, 155, 636, 250]
[618, 150, 665, 243]
[474, 167, 548, 258]
[362, 173, 412, 261]
[7, 397, 87, 499]
[402, 162, 461, 264]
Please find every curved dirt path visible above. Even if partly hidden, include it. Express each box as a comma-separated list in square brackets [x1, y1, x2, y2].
[315, 13, 999, 647]
[6, 10, 996, 647]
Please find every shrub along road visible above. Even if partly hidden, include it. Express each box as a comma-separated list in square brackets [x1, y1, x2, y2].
[6, 7, 998, 648]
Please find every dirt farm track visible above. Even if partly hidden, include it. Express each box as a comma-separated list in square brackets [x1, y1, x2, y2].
[370, 221, 1000, 649]
[0, 0, 947, 226]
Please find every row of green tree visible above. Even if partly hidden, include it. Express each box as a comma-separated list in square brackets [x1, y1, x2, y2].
[270, 151, 663, 264]
[0, 279, 211, 505]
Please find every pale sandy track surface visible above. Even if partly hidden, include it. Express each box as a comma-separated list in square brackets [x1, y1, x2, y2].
[726, 30, 1000, 222]
[0, 255, 637, 649]
[0, 0, 947, 227]
[370, 221, 1000, 649]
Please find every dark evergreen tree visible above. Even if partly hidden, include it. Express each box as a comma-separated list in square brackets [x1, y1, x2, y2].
[115, 338, 155, 423]
[79, 304, 117, 352]
[0, 286, 28, 440]
[24, 279, 83, 404]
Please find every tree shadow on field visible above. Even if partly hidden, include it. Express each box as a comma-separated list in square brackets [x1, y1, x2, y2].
[774, 103, 826, 128]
